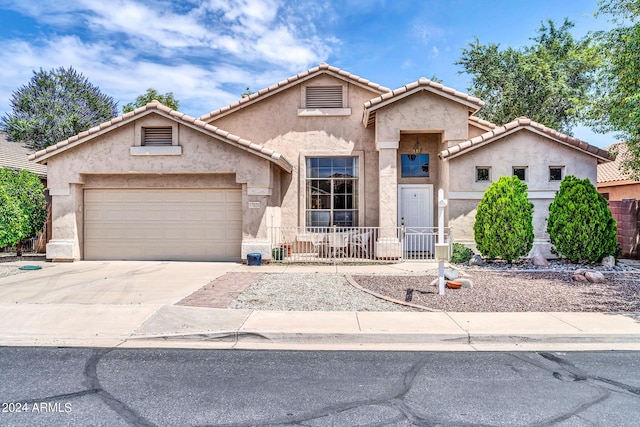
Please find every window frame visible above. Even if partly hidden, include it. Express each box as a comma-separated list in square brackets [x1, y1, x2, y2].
[401, 153, 430, 177]
[512, 166, 528, 181]
[549, 166, 564, 182]
[304, 156, 359, 229]
[475, 166, 491, 183]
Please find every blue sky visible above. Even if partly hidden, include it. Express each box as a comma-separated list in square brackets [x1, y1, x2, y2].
[0, 0, 616, 147]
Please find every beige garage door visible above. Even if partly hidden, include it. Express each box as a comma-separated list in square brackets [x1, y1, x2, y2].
[84, 189, 242, 261]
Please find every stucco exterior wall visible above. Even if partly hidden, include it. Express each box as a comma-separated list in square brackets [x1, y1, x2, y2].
[376, 92, 469, 144]
[598, 182, 640, 201]
[209, 74, 382, 228]
[467, 123, 490, 139]
[447, 130, 599, 258]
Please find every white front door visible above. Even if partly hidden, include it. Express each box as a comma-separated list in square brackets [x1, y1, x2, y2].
[398, 185, 434, 253]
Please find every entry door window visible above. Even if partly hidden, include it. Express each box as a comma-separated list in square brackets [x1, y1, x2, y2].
[306, 157, 358, 227]
[401, 154, 429, 177]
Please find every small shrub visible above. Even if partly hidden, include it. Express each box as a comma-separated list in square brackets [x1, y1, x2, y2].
[450, 243, 474, 264]
[547, 175, 617, 263]
[474, 176, 534, 263]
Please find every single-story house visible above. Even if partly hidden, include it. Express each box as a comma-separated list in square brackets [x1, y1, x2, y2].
[29, 63, 612, 262]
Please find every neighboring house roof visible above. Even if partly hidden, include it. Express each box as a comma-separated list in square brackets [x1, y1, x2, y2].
[200, 62, 390, 122]
[598, 142, 637, 185]
[439, 117, 614, 163]
[362, 78, 485, 127]
[0, 132, 47, 178]
[28, 101, 293, 173]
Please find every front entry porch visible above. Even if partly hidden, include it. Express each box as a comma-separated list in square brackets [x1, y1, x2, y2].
[267, 225, 450, 263]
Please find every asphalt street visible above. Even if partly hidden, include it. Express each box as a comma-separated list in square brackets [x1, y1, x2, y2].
[1, 348, 639, 426]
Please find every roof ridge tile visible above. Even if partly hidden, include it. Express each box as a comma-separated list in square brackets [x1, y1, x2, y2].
[27, 101, 292, 172]
[441, 117, 613, 162]
[199, 63, 390, 121]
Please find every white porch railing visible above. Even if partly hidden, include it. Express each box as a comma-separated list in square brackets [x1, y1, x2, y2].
[268, 226, 451, 263]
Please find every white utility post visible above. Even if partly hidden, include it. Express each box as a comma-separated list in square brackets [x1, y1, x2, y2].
[435, 189, 449, 295]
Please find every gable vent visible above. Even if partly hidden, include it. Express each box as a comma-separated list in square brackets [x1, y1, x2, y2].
[143, 127, 172, 145]
[305, 86, 343, 108]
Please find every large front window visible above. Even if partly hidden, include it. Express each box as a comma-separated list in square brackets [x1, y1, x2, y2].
[306, 157, 358, 227]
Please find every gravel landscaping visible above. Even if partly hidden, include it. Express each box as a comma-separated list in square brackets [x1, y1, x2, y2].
[230, 273, 413, 312]
[230, 268, 640, 312]
[353, 270, 640, 312]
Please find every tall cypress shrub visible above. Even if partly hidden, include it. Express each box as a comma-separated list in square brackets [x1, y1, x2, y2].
[474, 176, 534, 263]
[547, 175, 617, 263]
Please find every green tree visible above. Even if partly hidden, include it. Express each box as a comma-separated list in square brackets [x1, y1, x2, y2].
[547, 175, 617, 263]
[0, 169, 47, 255]
[1, 67, 118, 150]
[457, 19, 600, 134]
[0, 185, 24, 248]
[123, 88, 180, 113]
[474, 176, 534, 263]
[589, 0, 640, 177]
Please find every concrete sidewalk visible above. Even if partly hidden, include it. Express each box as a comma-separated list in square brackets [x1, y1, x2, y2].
[0, 259, 639, 351]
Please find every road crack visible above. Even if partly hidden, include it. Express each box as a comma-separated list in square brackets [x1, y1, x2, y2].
[83, 348, 158, 427]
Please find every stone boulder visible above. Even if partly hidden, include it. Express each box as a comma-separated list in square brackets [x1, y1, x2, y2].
[601, 256, 616, 269]
[444, 268, 459, 280]
[572, 274, 588, 282]
[585, 271, 606, 283]
[531, 255, 549, 267]
[469, 255, 484, 266]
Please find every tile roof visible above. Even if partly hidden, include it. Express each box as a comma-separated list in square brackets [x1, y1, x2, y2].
[468, 115, 497, 130]
[28, 101, 293, 173]
[0, 132, 47, 177]
[200, 62, 390, 122]
[597, 142, 635, 184]
[363, 77, 485, 127]
[439, 117, 614, 163]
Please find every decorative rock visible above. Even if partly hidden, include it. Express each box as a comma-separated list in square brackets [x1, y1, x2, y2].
[429, 278, 438, 287]
[444, 268, 459, 280]
[457, 278, 474, 289]
[585, 271, 606, 283]
[531, 255, 549, 267]
[575, 268, 587, 275]
[572, 274, 588, 282]
[602, 256, 616, 268]
[469, 255, 484, 266]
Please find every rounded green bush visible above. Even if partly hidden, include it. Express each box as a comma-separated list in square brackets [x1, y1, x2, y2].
[474, 176, 534, 263]
[450, 243, 474, 264]
[547, 175, 617, 263]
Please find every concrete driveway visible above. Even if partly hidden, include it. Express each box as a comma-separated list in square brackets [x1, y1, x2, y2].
[0, 260, 241, 347]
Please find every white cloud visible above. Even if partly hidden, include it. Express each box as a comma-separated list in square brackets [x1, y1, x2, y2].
[0, 35, 239, 117]
[0, 0, 338, 116]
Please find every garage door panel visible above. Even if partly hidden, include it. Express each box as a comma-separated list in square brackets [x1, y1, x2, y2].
[85, 189, 242, 261]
